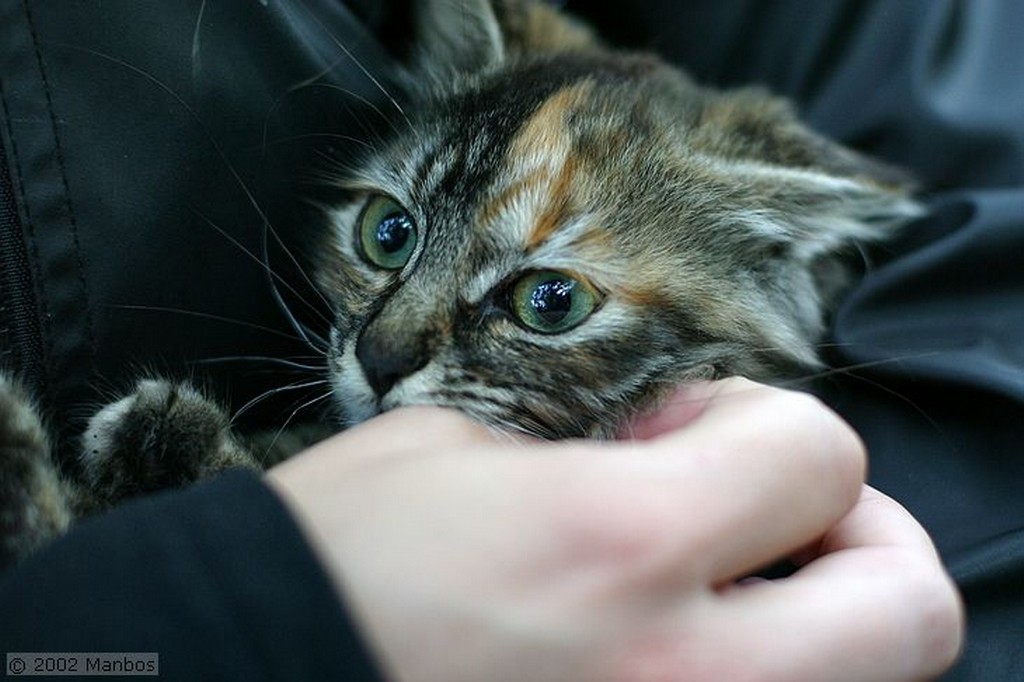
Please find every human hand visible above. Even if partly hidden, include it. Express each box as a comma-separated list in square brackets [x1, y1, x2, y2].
[266, 379, 963, 682]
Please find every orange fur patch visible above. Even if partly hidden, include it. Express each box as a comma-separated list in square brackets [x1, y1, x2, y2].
[619, 285, 672, 308]
[500, 82, 595, 250]
[477, 166, 548, 228]
[509, 82, 590, 158]
[526, 154, 577, 250]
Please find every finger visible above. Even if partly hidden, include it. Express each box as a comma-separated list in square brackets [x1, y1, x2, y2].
[324, 406, 499, 458]
[603, 380, 866, 583]
[268, 406, 500, 485]
[619, 379, 748, 440]
[711, 490, 964, 681]
[818, 486, 941, 561]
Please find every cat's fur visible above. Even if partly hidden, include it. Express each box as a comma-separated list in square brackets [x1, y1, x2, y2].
[0, 0, 921, 566]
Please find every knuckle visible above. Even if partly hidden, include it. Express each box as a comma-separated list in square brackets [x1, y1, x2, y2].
[770, 388, 866, 489]
[549, 464, 694, 584]
[874, 550, 965, 677]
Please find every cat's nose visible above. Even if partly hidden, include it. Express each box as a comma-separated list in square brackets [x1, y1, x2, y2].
[355, 331, 429, 397]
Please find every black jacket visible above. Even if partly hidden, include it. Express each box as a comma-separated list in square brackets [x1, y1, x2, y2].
[3, 1, 1023, 679]
[0, 472, 384, 680]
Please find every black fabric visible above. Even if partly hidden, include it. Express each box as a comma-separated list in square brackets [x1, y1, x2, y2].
[1, 1, 394, 677]
[566, 1, 1024, 678]
[0, 471, 384, 680]
[2, 0, 1023, 680]
[0, 0, 404, 454]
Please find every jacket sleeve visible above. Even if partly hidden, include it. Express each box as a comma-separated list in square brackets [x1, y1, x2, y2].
[0, 471, 385, 682]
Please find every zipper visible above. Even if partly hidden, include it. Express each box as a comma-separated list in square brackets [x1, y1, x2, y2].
[0, 131, 46, 398]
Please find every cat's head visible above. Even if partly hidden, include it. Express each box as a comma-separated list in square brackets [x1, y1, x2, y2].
[317, 0, 921, 438]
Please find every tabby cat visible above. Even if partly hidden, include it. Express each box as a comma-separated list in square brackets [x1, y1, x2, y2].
[0, 0, 921, 566]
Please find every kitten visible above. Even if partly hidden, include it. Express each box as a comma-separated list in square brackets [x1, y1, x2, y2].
[318, 0, 919, 437]
[0, 0, 921, 566]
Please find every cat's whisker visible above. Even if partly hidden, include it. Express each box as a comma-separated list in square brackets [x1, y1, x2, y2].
[261, 214, 337, 316]
[435, 384, 559, 440]
[780, 354, 948, 438]
[474, 402, 549, 441]
[194, 355, 326, 372]
[290, 0, 415, 135]
[261, 389, 334, 458]
[110, 304, 310, 345]
[65, 45, 337, 356]
[190, 0, 208, 83]
[486, 417, 546, 444]
[260, 81, 396, 160]
[259, 220, 333, 355]
[258, 132, 377, 153]
[576, 404, 616, 440]
[74, 35, 373, 361]
[189, 209, 332, 330]
[16, 0, 958, 579]
[231, 379, 330, 426]
[781, 352, 946, 386]
[507, 405, 561, 441]
[297, 83, 402, 143]
[65, 46, 280, 234]
[810, 341, 860, 351]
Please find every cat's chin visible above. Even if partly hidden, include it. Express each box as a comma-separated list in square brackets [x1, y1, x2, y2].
[337, 394, 455, 431]
[335, 401, 379, 430]
[332, 376, 437, 429]
[330, 374, 381, 429]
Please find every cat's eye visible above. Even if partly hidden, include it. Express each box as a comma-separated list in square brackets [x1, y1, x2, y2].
[358, 195, 418, 270]
[510, 270, 600, 334]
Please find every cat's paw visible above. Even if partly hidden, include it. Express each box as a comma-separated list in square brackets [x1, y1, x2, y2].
[80, 380, 257, 507]
[0, 374, 73, 567]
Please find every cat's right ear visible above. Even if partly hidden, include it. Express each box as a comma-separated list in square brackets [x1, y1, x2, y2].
[407, 0, 598, 79]
[411, 0, 507, 77]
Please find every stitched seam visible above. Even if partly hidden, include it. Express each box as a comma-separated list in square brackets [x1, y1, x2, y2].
[23, 0, 98, 366]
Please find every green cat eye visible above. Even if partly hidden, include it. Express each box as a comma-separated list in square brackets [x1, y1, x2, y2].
[358, 195, 417, 270]
[510, 270, 600, 334]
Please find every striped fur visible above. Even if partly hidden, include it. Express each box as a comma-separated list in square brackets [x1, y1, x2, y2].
[0, 0, 924, 563]
[319, 0, 922, 438]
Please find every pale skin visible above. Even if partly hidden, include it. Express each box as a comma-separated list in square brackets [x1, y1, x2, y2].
[266, 379, 964, 682]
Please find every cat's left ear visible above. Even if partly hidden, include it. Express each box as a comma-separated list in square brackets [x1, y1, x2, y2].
[700, 89, 924, 259]
[732, 157, 924, 262]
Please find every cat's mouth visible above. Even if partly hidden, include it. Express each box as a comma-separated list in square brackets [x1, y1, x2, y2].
[329, 337, 444, 428]
[327, 340, 380, 427]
